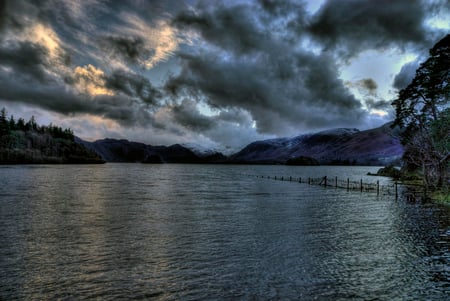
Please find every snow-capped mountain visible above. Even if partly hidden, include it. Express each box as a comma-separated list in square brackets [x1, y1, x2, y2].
[229, 123, 403, 166]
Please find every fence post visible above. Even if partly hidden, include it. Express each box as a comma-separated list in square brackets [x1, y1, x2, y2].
[324, 176, 327, 187]
[275, 176, 277, 180]
[360, 179, 363, 192]
[308, 177, 311, 185]
[335, 176, 338, 188]
[377, 180, 379, 196]
[290, 176, 292, 181]
[347, 178, 349, 190]
[395, 181, 398, 199]
[281, 176, 283, 181]
[299, 177, 301, 183]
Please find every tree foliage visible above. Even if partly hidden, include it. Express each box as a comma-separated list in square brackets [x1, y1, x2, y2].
[0, 108, 74, 141]
[0, 108, 103, 163]
[392, 35, 450, 188]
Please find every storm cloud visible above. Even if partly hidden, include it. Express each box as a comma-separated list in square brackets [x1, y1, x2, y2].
[0, 0, 446, 151]
[104, 69, 162, 106]
[0, 41, 52, 82]
[168, 1, 364, 135]
[101, 36, 149, 64]
[393, 59, 421, 90]
[307, 0, 433, 58]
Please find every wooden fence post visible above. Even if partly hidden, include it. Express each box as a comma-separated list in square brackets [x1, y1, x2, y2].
[335, 176, 338, 188]
[299, 177, 301, 183]
[377, 180, 379, 196]
[395, 181, 398, 199]
[324, 176, 327, 187]
[360, 179, 363, 192]
[308, 177, 311, 185]
[347, 178, 349, 190]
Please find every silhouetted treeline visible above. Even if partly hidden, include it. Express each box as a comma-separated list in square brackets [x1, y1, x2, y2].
[0, 108, 104, 164]
[0, 108, 74, 140]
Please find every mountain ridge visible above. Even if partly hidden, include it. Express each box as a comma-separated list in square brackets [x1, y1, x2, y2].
[76, 122, 403, 166]
[229, 122, 403, 165]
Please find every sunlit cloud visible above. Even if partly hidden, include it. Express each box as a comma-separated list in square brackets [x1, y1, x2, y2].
[73, 65, 114, 96]
[370, 109, 389, 117]
[122, 14, 181, 69]
[24, 23, 64, 58]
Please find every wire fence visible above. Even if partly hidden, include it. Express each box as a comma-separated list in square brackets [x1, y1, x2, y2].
[246, 174, 425, 199]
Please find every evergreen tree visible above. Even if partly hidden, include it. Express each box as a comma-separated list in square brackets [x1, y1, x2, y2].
[392, 35, 450, 187]
[0, 108, 8, 136]
[9, 115, 16, 131]
[17, 118, 25, 130]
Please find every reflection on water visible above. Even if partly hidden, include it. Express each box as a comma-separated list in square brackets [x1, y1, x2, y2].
[0, 164, 449, 300]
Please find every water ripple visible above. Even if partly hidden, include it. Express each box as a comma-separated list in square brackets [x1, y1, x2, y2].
[0, 164, 449, 300]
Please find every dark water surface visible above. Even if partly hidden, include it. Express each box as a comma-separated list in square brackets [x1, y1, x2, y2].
[0, 164, 449, 300]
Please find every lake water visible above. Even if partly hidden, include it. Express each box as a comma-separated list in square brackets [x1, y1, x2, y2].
[0, 164, 449, 300]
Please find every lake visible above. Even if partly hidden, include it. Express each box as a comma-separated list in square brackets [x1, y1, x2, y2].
[0, 164, 449, 300]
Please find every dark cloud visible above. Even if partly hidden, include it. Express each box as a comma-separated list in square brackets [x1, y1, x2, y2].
[173, 3, 269, 55]
[101, 36, 148, 64]
[393, 59, 421, 90]
[171, 99, 214, 131]
[168, 2, 363, 135]
[104, 70, 162, 105]
[167, 50, 363, 134]
[0, 41, 51, 82]
[359, 78, 378, 92]
[218, 109, 253, 126]
[0, 0, 35, 34]
[307, 0, 431, 57]
[0, 0, 7, 32]
[365, 98, 391, 111]
[0, 0, 445, 149]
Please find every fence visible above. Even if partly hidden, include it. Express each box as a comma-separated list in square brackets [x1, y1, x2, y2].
[247, 174, 406, 198]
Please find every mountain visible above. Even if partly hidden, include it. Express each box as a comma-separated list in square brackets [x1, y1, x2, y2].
[229, 123, 403, 166]
[76, 138, 227, 163]
[76, 123, 403, 165]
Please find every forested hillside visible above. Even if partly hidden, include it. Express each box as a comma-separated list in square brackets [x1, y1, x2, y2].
[0, 108, 104, 164]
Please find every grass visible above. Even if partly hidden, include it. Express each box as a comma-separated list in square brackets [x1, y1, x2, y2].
[430, 189, 450, 204]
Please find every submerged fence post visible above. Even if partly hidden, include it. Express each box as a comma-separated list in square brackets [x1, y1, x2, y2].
[347, 178, 350, 190]
[290, 176, 292, 181]
[335, 176, 338, 188]
[377, 180, 380, 196]
[308, 177, 311, 185]
[324, 176, 327, 187]
[360, 179, 363, 192]
[395, 181, 398, 199]
[299, 177, 301, 183]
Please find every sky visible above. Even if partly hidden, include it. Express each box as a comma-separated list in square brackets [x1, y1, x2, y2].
[0, 0, 448, 153]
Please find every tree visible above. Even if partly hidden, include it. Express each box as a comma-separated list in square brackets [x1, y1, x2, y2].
[0, 108, 8, 136]
[392, 35, 450, 188]
[17, 118, 25, 130]
[9, 115, 16, 131]
[25, 115, 38, 131]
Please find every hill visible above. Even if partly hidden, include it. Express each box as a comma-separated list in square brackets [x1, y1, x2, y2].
[229, 123, 403, 165]
[0, 110, 104, 164]
[77, 138, 227, 163]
